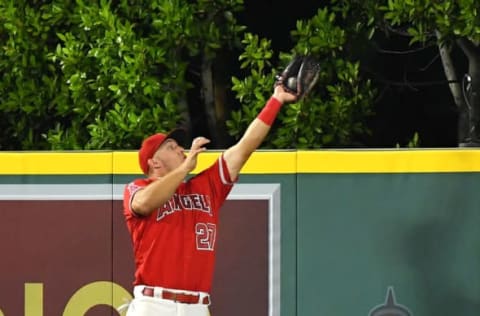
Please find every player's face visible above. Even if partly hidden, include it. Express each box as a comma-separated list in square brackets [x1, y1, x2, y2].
[152, 139, 186, 173]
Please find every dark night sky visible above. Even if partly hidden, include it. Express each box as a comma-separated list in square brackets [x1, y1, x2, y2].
[237, 1, 460, 148]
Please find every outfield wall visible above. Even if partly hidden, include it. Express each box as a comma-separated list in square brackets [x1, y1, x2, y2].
[0, 150, 479, 316]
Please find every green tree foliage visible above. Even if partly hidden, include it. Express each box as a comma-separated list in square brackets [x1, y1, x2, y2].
[0, 0, 245, 150]
[0, 1, 376, 151]
[227, 8, 376, 148]
[0, 1, 69, 149]
[5, 1, 475, 150]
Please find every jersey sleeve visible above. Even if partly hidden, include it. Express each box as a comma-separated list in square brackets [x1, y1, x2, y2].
[123, 179, 148, 219]
[210, 153, 236, 195]
[217, 153, 237, 185]
[188, 153, 236, 213]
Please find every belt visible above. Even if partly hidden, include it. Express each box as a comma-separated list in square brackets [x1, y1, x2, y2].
[141, 286, 210, 305]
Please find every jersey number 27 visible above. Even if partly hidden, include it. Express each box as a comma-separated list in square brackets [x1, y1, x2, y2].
[195, 223, 216, 251]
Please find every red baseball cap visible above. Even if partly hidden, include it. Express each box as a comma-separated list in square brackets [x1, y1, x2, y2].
[138, 129, 186, 175]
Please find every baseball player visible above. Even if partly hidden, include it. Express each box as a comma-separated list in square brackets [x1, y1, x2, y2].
[122, 81, 297, 315]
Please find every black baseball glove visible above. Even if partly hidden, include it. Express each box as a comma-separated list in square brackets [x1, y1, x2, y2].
[275, 55, 320, 100]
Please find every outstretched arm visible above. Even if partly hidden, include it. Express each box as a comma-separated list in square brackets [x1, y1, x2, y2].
[223, 84, 296, 180]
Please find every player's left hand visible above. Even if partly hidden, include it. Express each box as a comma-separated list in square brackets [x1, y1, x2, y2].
[273, 84, 298, 104]
[274, 55, 320, 102]
[183, 137, 210, 172]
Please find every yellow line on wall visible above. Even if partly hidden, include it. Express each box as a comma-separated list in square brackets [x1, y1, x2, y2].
[1, 149, 480, 175]
[297, 149, 480, 173]
[0, 152, 112, 174]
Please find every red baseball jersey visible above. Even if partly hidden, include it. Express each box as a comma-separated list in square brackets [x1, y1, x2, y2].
[123, 154, 235, 292]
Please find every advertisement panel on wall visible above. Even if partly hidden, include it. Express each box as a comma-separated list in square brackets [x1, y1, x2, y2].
[0, 181, 281, 316]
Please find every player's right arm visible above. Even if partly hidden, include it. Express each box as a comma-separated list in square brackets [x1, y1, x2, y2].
[130, 165, 190, 216]
[130, 137, 209, 216]
[223, 85, 296, 180]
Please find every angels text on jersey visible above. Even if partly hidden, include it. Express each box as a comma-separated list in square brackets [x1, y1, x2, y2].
[156, 193, 212, 221]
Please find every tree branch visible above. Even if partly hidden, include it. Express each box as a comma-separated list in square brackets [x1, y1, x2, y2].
[435, 30, 471, 143]
[456, 37, 480, 144]
[435, 30, 464, 108]
[371, 40, 436, 55]
[456, 38, 480, 62]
